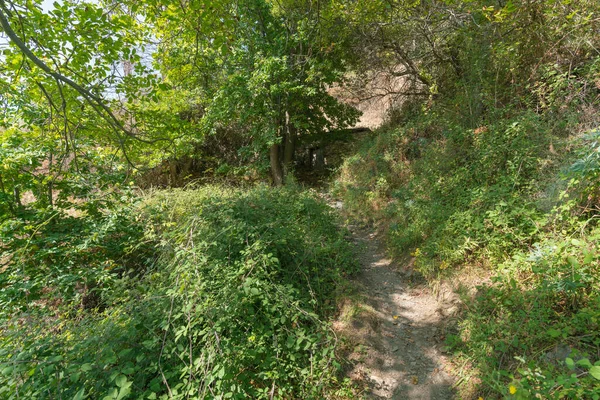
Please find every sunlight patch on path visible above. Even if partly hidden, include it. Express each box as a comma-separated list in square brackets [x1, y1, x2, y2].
[336, 227, 460, 399]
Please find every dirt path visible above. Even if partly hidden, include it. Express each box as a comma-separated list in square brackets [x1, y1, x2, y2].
[335, 226, 459, 399]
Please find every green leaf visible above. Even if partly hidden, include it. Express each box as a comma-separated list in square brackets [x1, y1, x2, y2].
[547, 328, 561, 338]
[116, 385, 131, 400]
[115, 374, 128, 388]
[103, 387, 118, 400]
[565, 357, 575, 370]
[73, 387, 86, 400]
[590, 366, 600, 380]
[70, 372, 82, 383]
[577, 358, 593, 368]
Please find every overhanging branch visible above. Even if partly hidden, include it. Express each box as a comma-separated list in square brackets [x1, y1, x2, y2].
[0, 0, 169, 157]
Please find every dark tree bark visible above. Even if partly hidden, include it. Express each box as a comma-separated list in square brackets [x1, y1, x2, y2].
[48, 152, 53, 208]
[313, 148, 325, 171]
[270, 143, 284, 186]
[282, 121, 297, 175]
[13, 186, 21, 207]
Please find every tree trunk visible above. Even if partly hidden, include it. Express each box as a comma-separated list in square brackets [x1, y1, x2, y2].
[313, 148, 325, 171]
[283, 122, 297, 175]
[14, 186, 21, 207]
[270, 143, 284, 186]
[48, 152, 53, 208]
[169, 160, 177, 186]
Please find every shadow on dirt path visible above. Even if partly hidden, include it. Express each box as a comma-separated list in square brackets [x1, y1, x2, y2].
[335, 226, 460, 399]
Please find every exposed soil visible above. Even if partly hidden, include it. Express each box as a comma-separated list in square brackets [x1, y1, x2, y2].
[334, 225, 460, 399]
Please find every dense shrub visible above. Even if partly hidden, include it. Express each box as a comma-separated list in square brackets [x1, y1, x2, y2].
[331, 101, 600, 397]
[333, 110, 560, 275]
[447, 132, 600, 398]
[0, 186, 357, 399]
[453, 229, 600, 399]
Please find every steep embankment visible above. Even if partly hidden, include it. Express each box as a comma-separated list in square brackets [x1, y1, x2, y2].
[331, 108, 600, 398]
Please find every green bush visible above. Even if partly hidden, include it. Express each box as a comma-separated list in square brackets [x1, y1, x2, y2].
[334, 110, 559, 277]
[452, 228, 600, 399]
[331, 97, 600, 397]
[0, 185, 357, 399]
[445, 134, 600, 398]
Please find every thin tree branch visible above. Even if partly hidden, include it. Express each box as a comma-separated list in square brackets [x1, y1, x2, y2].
[0, 0, 172, 156]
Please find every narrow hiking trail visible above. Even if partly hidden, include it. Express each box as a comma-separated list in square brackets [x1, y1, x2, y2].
[335, 224, 460, 399]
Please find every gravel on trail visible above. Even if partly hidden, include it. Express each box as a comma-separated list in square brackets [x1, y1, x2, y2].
[336, 226, 460, 400]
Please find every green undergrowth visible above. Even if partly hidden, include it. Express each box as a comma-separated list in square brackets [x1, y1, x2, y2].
[0, 185, 358, 399]
[332, 108, 600, 397]
[334, 109, 565, 273]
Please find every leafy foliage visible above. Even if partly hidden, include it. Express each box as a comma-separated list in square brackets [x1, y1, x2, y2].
[331, 1, 600, 395]
[334, 109, 560, 273]
[3, 0, 600, 398]
[0, 186, 357, 399]
[333, 102, 600, 398]
[453, 229, 600, 399]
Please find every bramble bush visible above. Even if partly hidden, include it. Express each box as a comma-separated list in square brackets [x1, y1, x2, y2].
[452, 229, 600, 399]
[0, 185, 358, 399]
